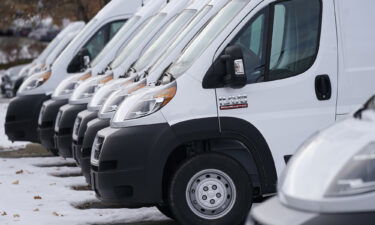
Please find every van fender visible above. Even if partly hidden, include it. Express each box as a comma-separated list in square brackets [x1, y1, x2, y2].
[152, 117, 277, 196]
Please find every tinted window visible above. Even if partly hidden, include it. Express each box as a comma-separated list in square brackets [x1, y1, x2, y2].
[268, 0, 321, 80]
[233, 11, 266, 83]
[84, 20, 126, 60]
[109, 21, 126, 39]
[231, 0, 321, 84]
[68, 20, 126, 73]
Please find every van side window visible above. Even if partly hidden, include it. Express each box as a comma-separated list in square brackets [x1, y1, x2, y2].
[67, 20, 126, 73]
[233, 0, 322, 84]
[84, 20, 126, 60]
[233, 11, 267, 83]
[268, 0, 321, 81]
[109, 21, 126, 39]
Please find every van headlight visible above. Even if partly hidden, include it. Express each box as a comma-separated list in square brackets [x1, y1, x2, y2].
[69, 74, 113, 105]
[98, 80, 146, 119]
[112, 82, 176, 123]
[325, 142, 375, 197]
[18, 71, 51, 94]
[87, 78, 133, 111]
[52, 72, 92, 100]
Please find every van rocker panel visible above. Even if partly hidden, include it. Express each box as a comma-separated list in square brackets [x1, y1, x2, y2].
[6, 94, 50, 142]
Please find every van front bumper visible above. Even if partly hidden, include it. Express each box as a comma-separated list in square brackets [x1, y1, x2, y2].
[5, 94, 50, 142]
[91, 123, 175, 206]
[72, 110, 97, 166]
[77, 118, 109, 185]
[54, 104, 87, 158]
[38, 99, 68, 155]
[249, 196, 375, 225]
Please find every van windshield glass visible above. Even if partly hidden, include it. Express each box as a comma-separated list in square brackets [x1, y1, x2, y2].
[110, 13, 167, 69]
[91, 16, 141, 67]
[168, 0, 249, 77]
[133, 10, 197, 72]
[149, 5, 213, 74]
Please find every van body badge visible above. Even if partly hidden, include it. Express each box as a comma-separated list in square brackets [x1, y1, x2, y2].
[219, 95, 248, 110]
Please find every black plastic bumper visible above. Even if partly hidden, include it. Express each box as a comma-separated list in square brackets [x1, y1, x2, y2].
[76, 118, 109, 185]
[71, 110, 97, 166]
[38, 99, 68, 155]
[54, 104, 87, 158]
[91, 123, 176, 206]
[5, 94, 50, 142]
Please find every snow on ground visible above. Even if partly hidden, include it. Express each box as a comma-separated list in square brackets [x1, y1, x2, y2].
[0, 103, 28, 150]
[0, 157, 171, 225]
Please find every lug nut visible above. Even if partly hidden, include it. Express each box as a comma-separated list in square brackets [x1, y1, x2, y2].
[203, 186, 209, 191]
[202, 195, 207, 200]
[216, 193, 221, 198]
[210, 199, 215, 204]
[212, 185, 217, 190]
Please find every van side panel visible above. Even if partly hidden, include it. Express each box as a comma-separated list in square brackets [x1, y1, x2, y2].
[335, 0, 375, 115]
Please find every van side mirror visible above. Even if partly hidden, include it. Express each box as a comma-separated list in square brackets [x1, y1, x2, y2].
[67, 48, 91, 73]
[83, 55, 91, 68]
[222, 45, 247, 88]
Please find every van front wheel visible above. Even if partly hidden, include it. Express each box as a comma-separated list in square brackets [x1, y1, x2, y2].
[168, 153, 253, 225]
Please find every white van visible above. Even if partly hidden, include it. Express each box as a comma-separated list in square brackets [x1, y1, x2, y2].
[90, 0, 375, 224]
[1, 22, 85, 98]
[38, 0, 167, 156]
[53, 0, 192, 158]
[72, 0, 228, 185]
[249, 96, 375, 225]
[21, 22, 86, 79]
[5, 0, 142, 143]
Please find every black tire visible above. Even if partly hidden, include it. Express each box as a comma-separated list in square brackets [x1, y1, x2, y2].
[156, 203, 175, 219]
[168, 153, 253, 225]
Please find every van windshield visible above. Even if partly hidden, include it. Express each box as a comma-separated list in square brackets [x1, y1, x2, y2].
[91, 16, 141, 67]
[148, 5, 213, 74]
[110, 13, 167, 69]
[132, 9, 197, 72]
[168, 0, 249, 78]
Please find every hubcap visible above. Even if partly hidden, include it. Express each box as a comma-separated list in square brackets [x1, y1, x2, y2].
[186, 169, 236, 220]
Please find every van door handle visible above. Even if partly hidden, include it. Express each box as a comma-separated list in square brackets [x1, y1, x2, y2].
[315, 75, 332, 101]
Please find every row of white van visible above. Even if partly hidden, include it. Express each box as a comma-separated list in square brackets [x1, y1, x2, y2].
[5, 0, 375, 224]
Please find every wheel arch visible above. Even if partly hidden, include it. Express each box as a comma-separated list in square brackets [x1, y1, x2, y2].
[158, 117, 277, 202]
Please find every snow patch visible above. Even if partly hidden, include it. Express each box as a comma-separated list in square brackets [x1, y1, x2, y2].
[0, 157, 170, 225]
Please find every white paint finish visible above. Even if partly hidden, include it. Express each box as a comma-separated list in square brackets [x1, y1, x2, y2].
[111, 0, 193, 78]
[161, 74, 219, 126]
[90, 0, 168, 76]
[135, 0, 225, 84]
[279, 111, 375, 213]
[335, 0, 375, 114]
